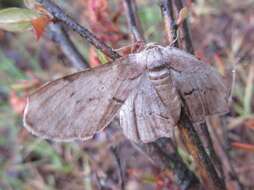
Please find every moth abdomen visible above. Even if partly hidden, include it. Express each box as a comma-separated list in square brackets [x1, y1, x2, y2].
[148, 67, 181, 123]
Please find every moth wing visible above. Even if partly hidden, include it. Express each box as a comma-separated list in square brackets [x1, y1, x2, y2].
[23, 57, 144, 141]
[166, 48, 229, 122]
[120, 74, 175, 143]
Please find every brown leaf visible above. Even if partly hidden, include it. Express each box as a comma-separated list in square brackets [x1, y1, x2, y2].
[31, 15, 51, 40]
[245, 119, 254, 129]
[9, 91, 27, 115]
[88, 47, 101, 68]
[231, 142, 254, 153]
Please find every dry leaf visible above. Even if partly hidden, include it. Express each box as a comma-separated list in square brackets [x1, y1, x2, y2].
[9, 91, 27, 115]
[176, 7, 189, 25]
[31, 15, 51, 40]
[231, 142, 254, 153]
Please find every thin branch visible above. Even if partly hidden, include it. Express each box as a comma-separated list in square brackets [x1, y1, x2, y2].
[48, 23, 88, 70]
[207, 118, 244, 190]
[167, 2, 225, 188]
[123, 0, 144, 42]
[173, 0, 194, 54]
[178, 110, 226, 190]
[110, 146, 125, 190]
[200, 123, 224, 179]
[134, 139, 202, 190]
[159, 1, 221, 188]
[123, 1, 201, 189]
[36, 0, 120, 60]
[160, 0, 178, 47]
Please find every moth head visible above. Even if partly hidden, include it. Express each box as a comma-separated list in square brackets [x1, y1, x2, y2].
[133, 45, 167, 70]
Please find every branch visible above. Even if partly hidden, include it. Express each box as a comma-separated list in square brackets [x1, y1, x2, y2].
[134, 139, 202, 190]
[122, 1, 202, 189]
[207, 118, 244, 190]
[178, 110, 226, 190]
[160, 0, 178, 47]
[162, 2, 225, 188]
[48, 23, 88, 70]
[36, 0, 120, 60]
[199, 122, 224, 180]
[123, 0, 144, 42]
[159, 1, 220, 189]
[173, 0, 194, 54]
[110, 146, 125, 190]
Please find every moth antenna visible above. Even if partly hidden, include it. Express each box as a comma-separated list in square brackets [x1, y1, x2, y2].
[144, 42, 164, 51]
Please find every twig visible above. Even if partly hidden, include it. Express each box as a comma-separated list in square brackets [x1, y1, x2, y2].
[94, 173, 103, 190]
[160, 0, 178, 47]
[36, 0, 120, 60]
[207, 117, 244, 190]
[123, 1, 201, 189]
[110, 146, 125, 190]
[48, 23, 88, 70]
[159, 0, 223, 188]
[173, 0, 194, 54]
[134, 140, 202, 190]
[123, 0, 144, 42]
[199, 122, 225, 182]
[178, 110, 226, 190]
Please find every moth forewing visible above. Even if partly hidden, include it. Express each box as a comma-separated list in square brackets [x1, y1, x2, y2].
[23, 56, 145, 142]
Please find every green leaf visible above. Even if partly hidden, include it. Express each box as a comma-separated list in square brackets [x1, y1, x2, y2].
[96, 49, 108, 64]
[0, 7, 41, 32]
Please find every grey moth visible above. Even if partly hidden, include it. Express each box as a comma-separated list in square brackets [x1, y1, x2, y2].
[23, 45, 229, 143]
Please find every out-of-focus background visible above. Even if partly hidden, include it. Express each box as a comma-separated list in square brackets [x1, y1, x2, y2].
[0, 0, 253, 189]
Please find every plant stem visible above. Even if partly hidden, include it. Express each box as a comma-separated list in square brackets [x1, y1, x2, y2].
[178, 110, 226, 190]
[48, 23, 88, 70]
[160, 0, 178, 47]
[174, 0, 194, 54]
[123, 0, 144, 42]
[134, 139, 202, 190]
[36, 0, 120, 60]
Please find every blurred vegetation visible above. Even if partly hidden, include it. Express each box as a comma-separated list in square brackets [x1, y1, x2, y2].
[0, 0, 253, 190]
[0, 0, 22, 8]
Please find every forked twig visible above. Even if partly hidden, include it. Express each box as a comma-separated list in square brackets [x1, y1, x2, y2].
[122, 1, 202, 189]
[160, 0, 178, 47]
[36, 0, 120, 60]
[159, 0, 224, 189]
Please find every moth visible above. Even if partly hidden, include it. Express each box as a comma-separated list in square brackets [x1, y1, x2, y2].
[23, 45, 229, 143]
